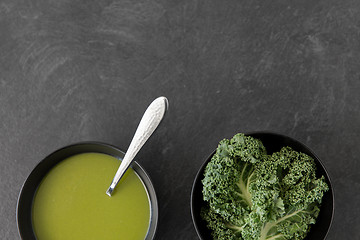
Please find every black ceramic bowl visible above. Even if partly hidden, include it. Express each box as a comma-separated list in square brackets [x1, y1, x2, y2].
[191, 132, 334, 240]
[17, 142, 158, 240]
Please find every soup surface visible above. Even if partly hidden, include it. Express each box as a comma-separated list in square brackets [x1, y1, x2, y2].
[32, 153, 150, 240]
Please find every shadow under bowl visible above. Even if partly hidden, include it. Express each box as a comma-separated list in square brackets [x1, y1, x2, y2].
[17, 142, 158, 240]
[191, 131, 334, 240]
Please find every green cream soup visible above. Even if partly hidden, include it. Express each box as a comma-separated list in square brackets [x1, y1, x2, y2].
[32, 153, 150, 240]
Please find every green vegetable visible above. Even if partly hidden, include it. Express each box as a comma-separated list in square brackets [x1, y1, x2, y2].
[201, 133, 328, 240]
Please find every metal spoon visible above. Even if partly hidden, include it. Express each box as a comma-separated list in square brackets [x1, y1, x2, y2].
[106, 96, 169, 196]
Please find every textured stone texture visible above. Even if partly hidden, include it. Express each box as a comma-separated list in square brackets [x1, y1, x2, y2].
[1, 0, 359, 239]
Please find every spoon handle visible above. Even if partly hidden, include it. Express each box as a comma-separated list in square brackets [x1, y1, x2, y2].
[106, 96, 168, 196]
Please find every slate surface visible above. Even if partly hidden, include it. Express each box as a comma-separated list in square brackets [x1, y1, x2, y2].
[0, 0, 359, 239]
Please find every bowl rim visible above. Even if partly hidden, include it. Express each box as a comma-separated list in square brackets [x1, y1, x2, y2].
[16, 141, 158, 240]
[190, 131, 334, 240]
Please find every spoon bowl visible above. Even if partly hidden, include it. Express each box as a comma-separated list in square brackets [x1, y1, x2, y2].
[17, 142, 158, 240]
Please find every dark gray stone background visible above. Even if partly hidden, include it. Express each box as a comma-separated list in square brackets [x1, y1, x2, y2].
[0, 0, 358, 239]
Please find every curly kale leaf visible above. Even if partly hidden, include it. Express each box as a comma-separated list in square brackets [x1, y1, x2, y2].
[202, 133, 267, 226]
[270, 146, 329, 209]
[201, 205, 244, 240]
[201, 133, 329, 240]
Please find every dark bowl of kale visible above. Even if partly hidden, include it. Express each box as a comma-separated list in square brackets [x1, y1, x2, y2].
[190, 131, 334, 240]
